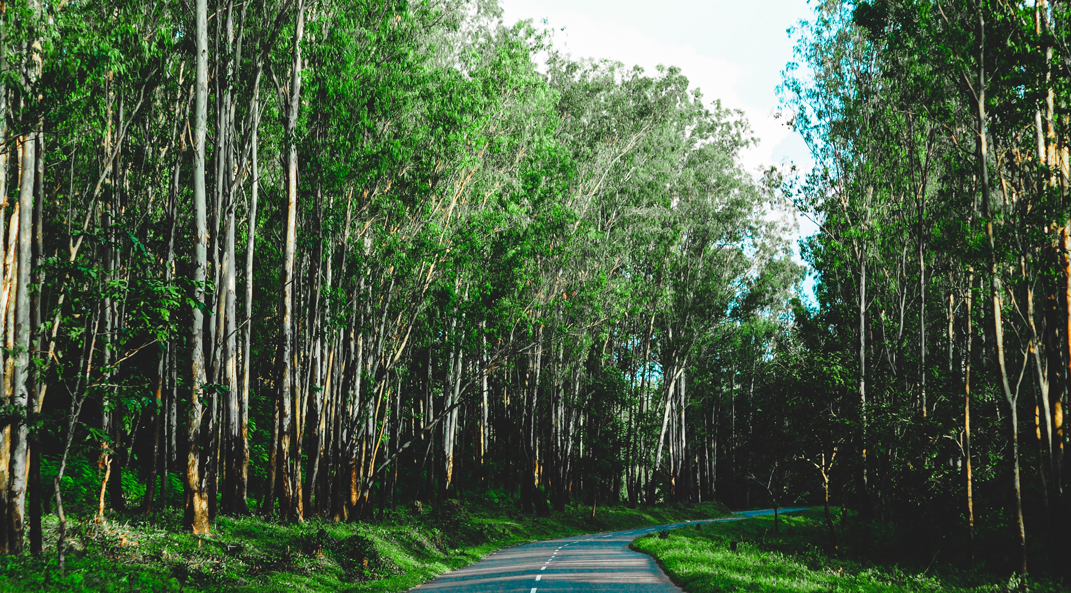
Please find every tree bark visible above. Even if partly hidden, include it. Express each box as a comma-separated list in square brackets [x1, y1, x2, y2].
[186, 0, 211, 535]
[7, 102, 35, 553]
[27, 123, 43, 554]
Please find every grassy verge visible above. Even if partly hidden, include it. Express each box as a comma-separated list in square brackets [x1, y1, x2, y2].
[631, 508, 1065, 593]
[0, 496, 729, 592]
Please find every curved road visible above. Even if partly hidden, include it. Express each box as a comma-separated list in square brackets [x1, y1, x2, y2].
[411, 508, 806, 592]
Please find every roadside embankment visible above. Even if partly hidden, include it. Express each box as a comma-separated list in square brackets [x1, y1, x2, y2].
[0, 496, 729, 592]
[631, 508, 1066, 593]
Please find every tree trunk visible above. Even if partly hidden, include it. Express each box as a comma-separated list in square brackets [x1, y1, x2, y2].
[651, 364, 685, 504]
[0, 38, 8, 553]
[480, 325, 488, 487]
[218, 0, 240, 517]
[975, 5, 1026, 575]
[240, 91, 260, 514]
[7, 103, 35, 553]
[97, 177, 115, 523]
[0, 195, 14, 553]
[857, 254, 868, 528]
[819, 454, 838, 553]
[279, 0, 306, 522]
[27, 110, 44, 554]
[964, 271, 975, 565]
[918, 194, 926, 417]
[186, 0, 211, 535]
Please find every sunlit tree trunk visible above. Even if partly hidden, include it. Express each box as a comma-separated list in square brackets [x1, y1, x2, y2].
[0, 37, 8, 557]
[8, 91, 34, 555]
[186, 0, 211, 535]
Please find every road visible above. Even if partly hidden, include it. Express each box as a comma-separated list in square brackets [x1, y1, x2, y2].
[410, 508, 807, 592]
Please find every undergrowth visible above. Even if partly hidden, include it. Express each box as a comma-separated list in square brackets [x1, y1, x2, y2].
[0, 493, 730, 592]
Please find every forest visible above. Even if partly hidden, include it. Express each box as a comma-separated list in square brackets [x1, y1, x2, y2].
[0, 0, 1069, 589]
[780, 0, 1071, 582]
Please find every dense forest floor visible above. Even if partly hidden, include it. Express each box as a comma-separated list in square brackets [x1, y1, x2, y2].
[0, 496, 729, 592]
[632, 508, 1068, 593]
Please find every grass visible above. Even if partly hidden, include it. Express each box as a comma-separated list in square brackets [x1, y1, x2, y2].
[0, 494, 730, 592]
[631, 508, 1068, 593]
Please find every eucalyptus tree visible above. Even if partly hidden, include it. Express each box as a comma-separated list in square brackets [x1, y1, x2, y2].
[783, 0, 888, 532]
[187, 0, 212, 535]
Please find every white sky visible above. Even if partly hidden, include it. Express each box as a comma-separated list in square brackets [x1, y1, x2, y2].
[500, 0, 821, 301]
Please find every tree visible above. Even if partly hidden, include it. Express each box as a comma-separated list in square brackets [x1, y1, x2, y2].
[187, 0, 211, 536]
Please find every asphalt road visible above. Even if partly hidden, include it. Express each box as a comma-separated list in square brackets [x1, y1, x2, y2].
[410, 508, 807, 592]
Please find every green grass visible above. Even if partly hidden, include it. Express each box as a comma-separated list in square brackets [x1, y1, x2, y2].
[631, 508, 1066, 593]
[0, 495, 730, 592]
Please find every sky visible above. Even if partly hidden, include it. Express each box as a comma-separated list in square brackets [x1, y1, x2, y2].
[497, 0, 816, 173]
[499, 0, 821, 299]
